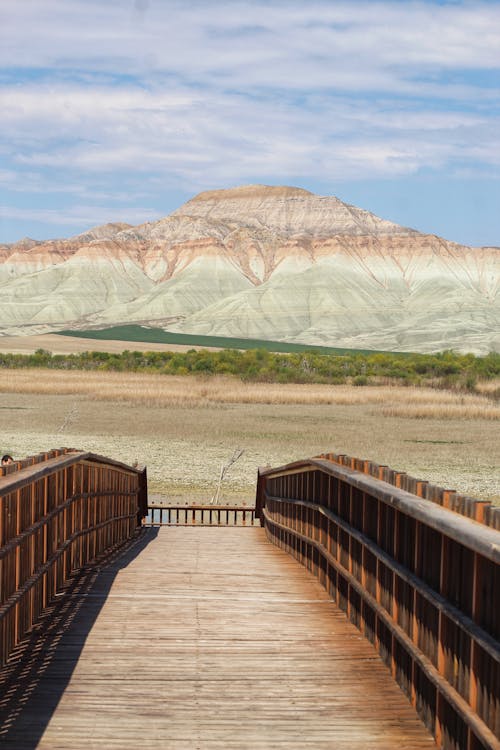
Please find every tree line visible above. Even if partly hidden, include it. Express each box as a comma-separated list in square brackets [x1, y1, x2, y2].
[0, 348, 499, 390]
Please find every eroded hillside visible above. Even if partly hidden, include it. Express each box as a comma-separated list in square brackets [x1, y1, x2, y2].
[0, 185, 498, 353]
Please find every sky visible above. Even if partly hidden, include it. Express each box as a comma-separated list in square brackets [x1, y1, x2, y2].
[1, 0, 500, 247]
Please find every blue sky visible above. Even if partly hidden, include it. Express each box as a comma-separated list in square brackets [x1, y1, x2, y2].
[1, 0, 499, 246]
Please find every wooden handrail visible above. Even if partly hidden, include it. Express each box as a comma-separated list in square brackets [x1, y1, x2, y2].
[316, 451, 500, 530]
[145, 504, 258, 526]
[257, 458, 500, 750]
[262, 508, 499, 750]
[258, 458, 500, 563]
[0, 449, 147, 666]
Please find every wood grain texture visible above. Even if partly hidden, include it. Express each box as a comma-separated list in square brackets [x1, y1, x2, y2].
[0, 527, 435, 748]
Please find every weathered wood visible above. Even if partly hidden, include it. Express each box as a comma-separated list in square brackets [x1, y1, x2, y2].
[258, 459, 500, 562]
[258, 461, 500, 750]
[0, 527, 435, 748]
[146, 504, 257, 526]
[317, 452, 498, 530]
[263, 507, 500, 750]
[0, 451, 145, 666]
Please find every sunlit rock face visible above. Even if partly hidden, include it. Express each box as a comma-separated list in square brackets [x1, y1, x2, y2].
[0, 185, 498, 353]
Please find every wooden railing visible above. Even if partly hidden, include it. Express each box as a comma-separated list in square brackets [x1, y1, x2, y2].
[0, 449, 147, 666]
[146, 504, 258, 526]
[317, 451, 500, 530]
[256, 457, 500, 750]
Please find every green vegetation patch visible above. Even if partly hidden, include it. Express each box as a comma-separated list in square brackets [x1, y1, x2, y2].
[57, 325, 381, 355]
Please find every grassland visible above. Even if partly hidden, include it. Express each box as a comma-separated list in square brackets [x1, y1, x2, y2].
[0, 369, 499, 418]
[1, 368, 498, 505]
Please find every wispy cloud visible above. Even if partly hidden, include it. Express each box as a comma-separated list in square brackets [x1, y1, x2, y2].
[0, 0, 499, 242]
[0, 203, 161, 229]
[2, 82, 496, 184]
[2, 1, 500, 90]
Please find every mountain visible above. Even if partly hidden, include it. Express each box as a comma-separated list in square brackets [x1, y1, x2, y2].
[0, 185, 498, 353]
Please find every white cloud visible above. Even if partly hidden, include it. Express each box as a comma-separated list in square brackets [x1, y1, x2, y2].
[1, 79, 497, 188]
[0, 203, 161, 228]
[1, 1, 500, 96]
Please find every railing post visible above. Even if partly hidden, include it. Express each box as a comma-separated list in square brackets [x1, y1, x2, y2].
[137, 466, 148, 525]
[255, 467, 267, 522]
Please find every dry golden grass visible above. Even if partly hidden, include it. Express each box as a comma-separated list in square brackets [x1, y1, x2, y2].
[381, 404, 500, 420]
[1, 368, 499, 419]
[476, 378, 500, 395]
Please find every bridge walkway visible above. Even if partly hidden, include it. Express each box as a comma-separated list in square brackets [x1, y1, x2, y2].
[0, 526, 435, 749]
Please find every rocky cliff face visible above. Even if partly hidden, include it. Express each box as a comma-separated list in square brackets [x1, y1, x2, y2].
[0, 185, 498, 353]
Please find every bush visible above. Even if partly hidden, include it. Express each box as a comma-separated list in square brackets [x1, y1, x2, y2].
[353, 375, 368, 386]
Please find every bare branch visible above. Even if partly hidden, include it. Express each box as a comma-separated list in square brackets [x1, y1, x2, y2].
[211, 449, 244, 504]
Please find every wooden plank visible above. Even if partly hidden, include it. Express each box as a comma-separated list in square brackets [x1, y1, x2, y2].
[0, 527, 435, 748]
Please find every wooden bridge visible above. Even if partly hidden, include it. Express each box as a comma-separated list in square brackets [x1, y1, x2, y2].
[0, 450, 499, 749]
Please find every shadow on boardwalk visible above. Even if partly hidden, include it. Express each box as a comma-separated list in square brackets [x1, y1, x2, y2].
[0, 527, 159, 749]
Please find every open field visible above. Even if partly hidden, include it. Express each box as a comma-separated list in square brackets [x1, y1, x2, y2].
[0, 368, 498, 505]
[0, 327, 375, 355]
[0, 333, 223, 355]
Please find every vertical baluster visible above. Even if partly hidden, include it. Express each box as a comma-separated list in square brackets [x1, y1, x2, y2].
[469, 552, 480, 728]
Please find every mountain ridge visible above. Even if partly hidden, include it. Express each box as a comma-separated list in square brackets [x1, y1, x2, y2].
[0, 185, 498, 354]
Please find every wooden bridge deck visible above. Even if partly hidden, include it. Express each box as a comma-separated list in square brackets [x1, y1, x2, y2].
[0, 527, 435, 749]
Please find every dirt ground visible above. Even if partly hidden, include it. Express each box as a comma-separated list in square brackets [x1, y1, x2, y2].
[0, 333, 222, 354]
[1, 389, 498, 505]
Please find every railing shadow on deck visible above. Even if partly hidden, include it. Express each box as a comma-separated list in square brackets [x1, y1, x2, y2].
[0, 448, 150, 748]
[0, 526, 159, 749]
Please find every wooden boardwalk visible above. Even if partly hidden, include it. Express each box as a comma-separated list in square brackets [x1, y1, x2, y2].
[0, 527, 435, 749]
